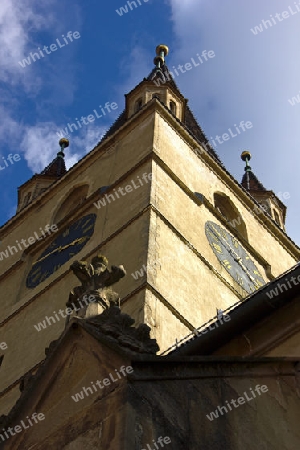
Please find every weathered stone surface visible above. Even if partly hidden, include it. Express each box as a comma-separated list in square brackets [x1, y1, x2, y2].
[128, 359, 300, 450]
[66, 255, 126, 325]
[85, 305, 160, 354]
[0, 326, 132, 450]
[1, 354, 300, 450]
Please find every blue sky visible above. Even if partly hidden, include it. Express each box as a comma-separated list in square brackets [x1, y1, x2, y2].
[0, 0, 299, 247]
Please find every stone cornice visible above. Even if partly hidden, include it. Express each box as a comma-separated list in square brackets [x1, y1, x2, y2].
[127, 358, 300, 380]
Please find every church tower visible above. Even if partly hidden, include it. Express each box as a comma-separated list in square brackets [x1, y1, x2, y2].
[0, 44, 299, 421]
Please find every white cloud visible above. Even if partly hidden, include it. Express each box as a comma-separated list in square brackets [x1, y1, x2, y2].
[0, 0, 87, 177]
[20, 122, 105, 173]
[0, 0, 56, 89]
[0, 106, 21, 144]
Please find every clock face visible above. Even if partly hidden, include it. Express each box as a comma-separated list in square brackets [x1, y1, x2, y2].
[205, 221, 265, 294]
[26, 213, 96, 288]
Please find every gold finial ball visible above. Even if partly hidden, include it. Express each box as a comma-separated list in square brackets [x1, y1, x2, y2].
[59, 138, 69, 148]
[241, 151, 251, 161]
[156, 44, 169, 57]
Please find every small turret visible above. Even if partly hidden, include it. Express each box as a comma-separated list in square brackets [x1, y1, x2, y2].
[17, 139, 69, 213]
[240, 151, 286, 230]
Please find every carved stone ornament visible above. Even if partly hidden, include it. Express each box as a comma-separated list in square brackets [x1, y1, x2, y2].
[86, 306, 160, 354]
[66, 254, 126, 324]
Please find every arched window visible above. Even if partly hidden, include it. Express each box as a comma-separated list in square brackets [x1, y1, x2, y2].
[169, 100, 176, 115]
[23, 192, 32, 206]
[39, 187, 47, 195]
[152, 93, 161, 100]
[214, 192, 248, 241]
[53, 184, 89, 224]
[273, 210, 281, 226]
[258, 200, 270, 215]
[134, 98, 143, 112]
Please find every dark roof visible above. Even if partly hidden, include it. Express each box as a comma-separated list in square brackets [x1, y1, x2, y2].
[184, 106, 220, 160]
[100, 110, 127, 142]
[241, 169, 266, 192]
[17, 152, 67, 193]
[147, 63, 183, 94]
[99, 63, 222, 164]
[40, 152, 67, 177]
[148, 64, 222, 162]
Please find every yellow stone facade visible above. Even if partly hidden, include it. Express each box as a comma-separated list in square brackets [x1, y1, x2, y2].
[1, 82, 299, 419]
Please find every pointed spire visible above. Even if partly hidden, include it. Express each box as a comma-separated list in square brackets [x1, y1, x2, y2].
[152, 44, 169, 77]
[100, 44, 222, 165]
[241, 151, 266, 191]
[40, 138, 68, 177]
[16, 139, 69, 213]
[149, 44, 173, 85]
[240, 151, 287, 230]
